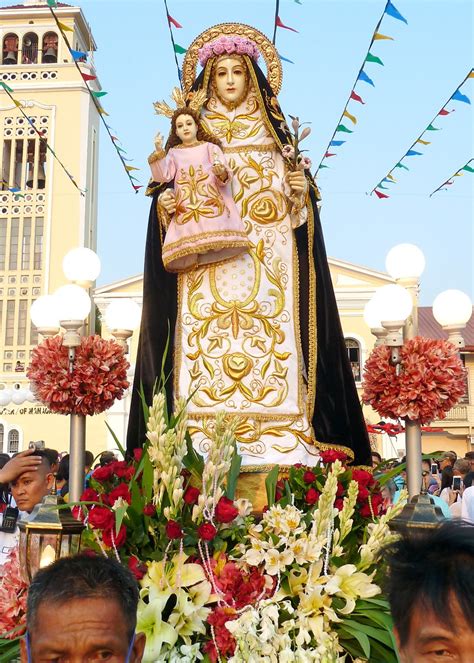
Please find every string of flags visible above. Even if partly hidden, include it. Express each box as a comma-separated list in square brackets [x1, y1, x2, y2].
[46, 0, 142, 192]
[0, 80, 85, 196]
[370, 68, 474, 199]
[0, 178, 24, 199]
[429, 158, 474, 197]
[272, 0, 299, 63]
[315, 0, 408, 177]
[163, 0, 184, 85]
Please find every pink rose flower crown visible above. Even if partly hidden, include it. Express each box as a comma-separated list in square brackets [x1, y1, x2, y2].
[198, 36, 260, 67]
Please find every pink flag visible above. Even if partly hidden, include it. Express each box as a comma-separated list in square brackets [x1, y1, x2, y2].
[167, 14, 182, 28]
[276, 16, 299, 32]
[374, 190, 389, 199]
[350, 90, 365, 104]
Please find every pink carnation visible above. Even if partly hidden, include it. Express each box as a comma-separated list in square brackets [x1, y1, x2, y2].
[0, 547, 28, 638]
[198, 36, 260, 67]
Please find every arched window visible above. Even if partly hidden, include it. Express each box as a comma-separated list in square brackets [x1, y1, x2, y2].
[2, 33, 19, 65]
[22, 32, 39, 64]
[0, 423, 4, 453]
[42, 32, 58, 63]
[8, 429, 19, 454]
[345, 338, 362, 382]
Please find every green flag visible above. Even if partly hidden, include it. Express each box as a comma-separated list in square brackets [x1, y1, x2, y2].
[0, 81, 14, 93]
[336, 124, 353, 133]
[462, 164, 474, 173]
[91, 90, 108, 98]
[319, 164, 330, 169]
[395, 162, 409, 171]
[426, 124, 440, 131]
[47, 0, 58, 6]
[174, 44, 187, 54]
[366, 52, 384, 66]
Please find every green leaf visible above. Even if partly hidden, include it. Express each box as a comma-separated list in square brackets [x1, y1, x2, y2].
[339, 623, 371, 658]
[265, 465, 280, 507]
[225, 449, 242, 500]
[344, 619, 393, 648]
[142, 448, 154, 504]
[114, 502, 128, 535]
[182, 432, 204, 477]
[105, 421, 126, 458]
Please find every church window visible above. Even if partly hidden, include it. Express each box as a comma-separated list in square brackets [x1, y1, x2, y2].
[5, 300, 15, 346]
[7, 429, 19, 454]
[34, 218, 44, 269]
[17, 299, 27, 346]
[21, 217, 32, 270]
[345, 338, 362, 382]
[9, 218, 19, 270]
[0, 220, 6, 270]
[459, 354, 470, 404]
[22, 33, 39, 65]
[2, 34, 18, 65]
[0, 423, 4, 452]
[42, 32, 58, 63]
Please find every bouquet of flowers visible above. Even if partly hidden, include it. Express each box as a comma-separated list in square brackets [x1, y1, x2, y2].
[73, 390, 405, 662]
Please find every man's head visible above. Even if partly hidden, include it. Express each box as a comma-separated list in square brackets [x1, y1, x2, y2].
[371, 451, 382, 468]
[453, 458, 470, 479]
[10, 450, 54, 513]
[464, 450, 474, 470]
[42, 448, 59, 474]
[21, 554, 145, 663]
[85, 450, 94, 473]
[385, 521, 474, 662]
[439, 451, 457, 470]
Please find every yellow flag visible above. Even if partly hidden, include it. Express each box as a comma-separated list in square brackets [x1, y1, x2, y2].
[125, 165, 140, 172]
[416, 138, 431, 145]
[98, 107, 109, 116]
[373, 33, 394, 40]
[453, 172, 463, 177]
[58, 21, 73, 32]
[468, 70, 474, 78]
[343, 109, 357, 125]
[14, 99, 22, 107]
[387, 174, 396, 182]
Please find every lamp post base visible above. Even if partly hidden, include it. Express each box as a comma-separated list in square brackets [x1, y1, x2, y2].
[390, 494, 446, 534]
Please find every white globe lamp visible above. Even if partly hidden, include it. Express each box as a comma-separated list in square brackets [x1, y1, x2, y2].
[12, 388, 28, 406]
[364, 296, 386, 346]
[54, 285, 91, 323]
[63, 248, 101, 287]
[105, 299, 142, 352]
[433, 290, 473, 348]
[0, 389, 13, 406]
[386, 244, 426, 281]
[30, 296, 60, 337]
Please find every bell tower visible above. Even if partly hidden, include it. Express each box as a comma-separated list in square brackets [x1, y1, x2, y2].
[0, 0, 100, 452]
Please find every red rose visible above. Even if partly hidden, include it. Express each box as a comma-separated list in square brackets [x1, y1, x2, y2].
[165, 520, 183, 539]
[133, 448, 143, 462]
[356, 486, 370, 503]
[143, 503, 156, 517]
[102, 524, 127, 548]
[198, 522, 217, 541]
[88, 505, 114, 531]
[215, 497, 239, 524]
[370, 492, 384, 516]
[92, 464, 115, 482]
[359, 501, 372, 518]
[319, 449, 348, 464]
[336, 482, 345, 497]
[109, 483, 131, 505]
[335, 498, 344, 511]
[305, 488, 320, 505]
[80, 488, 99, 503]
[351, 469, 374, 487]
[184, 486, 200, 505]
[72, 505, 84, 521]
[128, 555, 146, 580]
[113, 461, 134, 481]
[303, 470, 316, 484]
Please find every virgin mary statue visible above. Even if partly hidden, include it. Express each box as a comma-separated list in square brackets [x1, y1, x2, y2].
[127, 24, 371, 467]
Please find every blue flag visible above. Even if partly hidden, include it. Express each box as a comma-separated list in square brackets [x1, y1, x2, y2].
[330, 140, 346, 146]
[385, 1, 408, 24]
[406, 150, 422, 157]
[279, 55, 295, 64]
[70, 49, 87, 61]
[358, 70, 375, 86]
[451, 89, 471, 104]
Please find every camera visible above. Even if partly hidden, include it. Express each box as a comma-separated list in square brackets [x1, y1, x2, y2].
[452, 476, 462, 491]
[28, 440, 45, 450]
[431, 463, 438, 475]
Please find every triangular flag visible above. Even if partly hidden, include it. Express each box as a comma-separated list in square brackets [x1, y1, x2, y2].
[330, 140, 346, 146]
[343, 110, 357, 124]
[462, 164, 474, 173]
[381, 178, 392, 183]
[416, 138, 431, 145]
[125, 165, 140, 172]
[133, 185, 143, 191]
[98, 107, 109, 116]
[453, 172, 463, 177]
[385, 1, 408, 24]
[47, 0, 57, 6]
[425, 124, 440, 131]
[14, 99, 22, 108]
[70, 49, 87, 61]
[366, 53, 384, 66]
[468, 70, 474, 78]
[91, 91, 108, 98]
[275, 16, 299, 32]
[350, 90, 365, 104]
[116, 145, 126, 153]
[438, 108, 454, 116]
[406, 150, 422, 156]
[279, 55, 295, 64]
[387, 174, 396, 182]
[373, 32, 394, 40]
[81, 73, 96, 82]
[336, 124, 353, 133]
[0, 81, 14, 93]
[167, 14, 182, 28]
[395, 162, 409, 170]
[451, 89, 470, 104]
[358, 70, 375, 86]
[58, 21, 73, 32]
[324, 152, 336, 158]
[374, 190, 389, 199]
[174, 44, 187, 55]
[319, 164, 330, 169]
[378, 183, 389, 190]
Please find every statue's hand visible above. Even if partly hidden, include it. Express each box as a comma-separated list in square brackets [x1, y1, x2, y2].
[158, 189, 176, 215]
[287, 169, 308, 196]
[154, 131, 164, 152]
[212, 162, 228, 182]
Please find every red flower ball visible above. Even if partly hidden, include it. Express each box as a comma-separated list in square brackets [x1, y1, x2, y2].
[198, 522, 217, 541]
[303, 470, 316, 484]
[27, 334, 129, 416]
[143, 503, 156, 517]
[305, 488, 320, 505]
[319, 449, 348, 464]
[88, 506, 114, 531]
[215, 497, 239, 524]
[102, 524, 127, 548]
[184, 486, 200, 505]
[165, 520, 183, 539]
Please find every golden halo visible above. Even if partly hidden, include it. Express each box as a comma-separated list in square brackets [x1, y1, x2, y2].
[182, 23, 283, 96]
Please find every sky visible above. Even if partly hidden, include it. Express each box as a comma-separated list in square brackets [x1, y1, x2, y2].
[3, 0, 473, 304]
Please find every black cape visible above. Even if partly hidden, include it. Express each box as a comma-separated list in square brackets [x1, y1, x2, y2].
[126, 59, 371, 466]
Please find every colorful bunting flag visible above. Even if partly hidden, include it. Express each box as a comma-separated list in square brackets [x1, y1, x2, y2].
[336, 124, 353, 133]
[425, 123, 440, 131]
[324, 152, 336, 158]
[406, 150, 422, 156]
[438, 108, 453, 115]
[91, 91, 108, 98]
[125, 165, 140, 172]
[98, 108, 109, 116]
[387, 174, 396, 182]
[279, 55, 295, 64]
[0, 81, 14, 93]
[58, 21, 73, 32]
[133, 185, 143, 191]
[395, 162, 409, 170]
[319, 164, 330, 169]
[374, 190, 389, 199]
[462, 164, 474, 173]
[330, 140, 346, 147]
[366, 53, 384, 66]
[358, 70, 375, 86]
[47, 0, 57, 6]
[81, 73, 97, 82]
[416, 138, 431, 145]
[167, 14, 182, 28]
[70, 49, 87, 61]
[468, 70, 474, 78]
[385, 1, 408, 24]
[343, 110, 357, 124]
[350, 90, 365, 104]
[451, 89, 470, 104]
[373, 32, 394, 40]
[377, 183, 389, 189]
[174, 44, 187, 54]
[275, 16, 299, 32]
